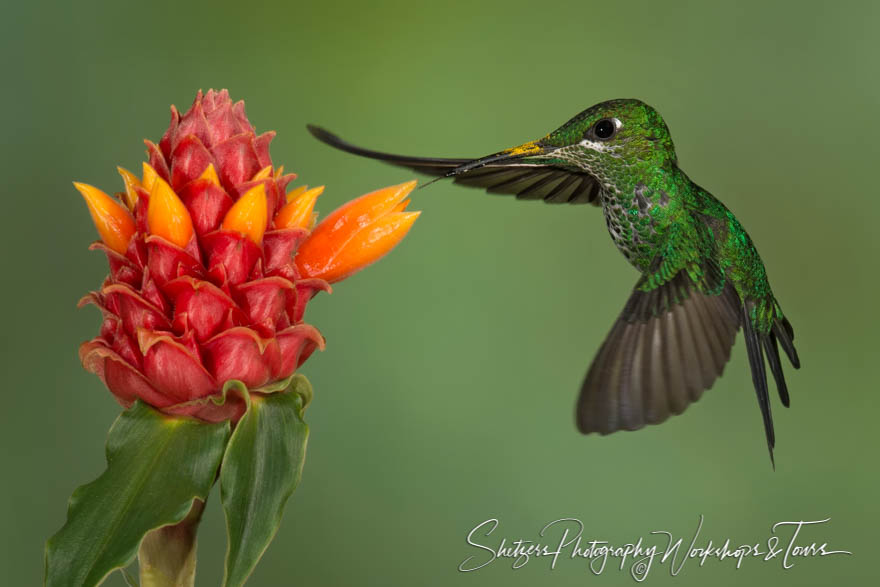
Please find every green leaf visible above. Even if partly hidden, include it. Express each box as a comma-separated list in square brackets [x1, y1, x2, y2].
[120, 567, 138, 587]
[45, 402, 230, 587]
[220, 376, 311, 587]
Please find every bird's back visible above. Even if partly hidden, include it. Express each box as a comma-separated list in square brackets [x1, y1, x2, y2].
[683, 178, 783, 333]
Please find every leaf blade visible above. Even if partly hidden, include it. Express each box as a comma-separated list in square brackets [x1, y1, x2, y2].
[45, 402, 230, 587]
[220, 376, 311, 587]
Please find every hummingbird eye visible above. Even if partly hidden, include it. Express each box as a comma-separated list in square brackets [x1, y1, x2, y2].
[593, 118, 617, 140]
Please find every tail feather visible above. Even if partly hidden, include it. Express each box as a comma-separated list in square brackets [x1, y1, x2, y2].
[742, 306, 775, 468]
[742, 302, 801, 468]
[773, 316, 800, 369]
[764, 331, 790, 408]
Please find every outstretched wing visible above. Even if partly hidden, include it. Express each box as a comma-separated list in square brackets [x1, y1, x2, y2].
[576, 270, 742, 436]
[307, 124, 602, 205]
[577, 266, 799, 466]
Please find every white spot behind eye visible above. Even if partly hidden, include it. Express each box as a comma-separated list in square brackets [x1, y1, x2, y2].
[578, 139, 614, 153]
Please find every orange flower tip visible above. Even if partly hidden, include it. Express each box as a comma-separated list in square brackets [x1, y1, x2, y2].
[389, 180, 418, 203]
[198, 163, 221, 187]
[141, 162, 160, 193]
[147, 177, 194, 248]
[299, 209, 420, 283]
[73, 181, 136, 255]
[390, 210, 421, 231]
[222, 184, 268, 244]
[274, 165, 285, 179]
[275, 186, 323, 230]
[392, 198, 411, 213]
[116, 166, 141, 210]
[353, 208, 420, 255]
[285, 185, 309, 203]
[360, 179, 418, 213]
[251, 165, 273, 182]
[359, 209, 420, 250]
[305, 185, 325, 199]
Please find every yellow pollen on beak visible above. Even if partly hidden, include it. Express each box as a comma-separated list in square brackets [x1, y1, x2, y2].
[502, 141, 542, 157]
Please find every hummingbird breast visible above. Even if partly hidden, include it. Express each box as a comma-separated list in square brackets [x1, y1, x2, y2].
[600, 183, 669, 269]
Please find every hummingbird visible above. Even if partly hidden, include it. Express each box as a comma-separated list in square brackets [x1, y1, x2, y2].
[307, 99, 800, 466]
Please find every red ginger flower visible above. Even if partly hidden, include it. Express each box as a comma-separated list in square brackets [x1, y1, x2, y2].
[76, 89, 419, 422]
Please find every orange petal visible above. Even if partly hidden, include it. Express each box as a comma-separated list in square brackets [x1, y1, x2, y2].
[199, 163, 221, 187]
[116, 167, 141, 210]
[297, 210, 420, 283]
[285, 185, 309, 203]
[147, 177, 194, 248]
[306, 180, 417, 253]
[275, 186, 324, 230]
[391, 198, 411, 213]
[74, 182, 136, 255]
[142, 162, 159, 193]
[274, 165, 285, 180]
[251, 165, 273, 182]
[221, 184, 268, 245]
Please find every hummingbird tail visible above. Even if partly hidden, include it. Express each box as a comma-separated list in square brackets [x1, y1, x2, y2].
[772, 315, 799, 369]
[742, 307, 775, 467]
[742, 305, 800, 469]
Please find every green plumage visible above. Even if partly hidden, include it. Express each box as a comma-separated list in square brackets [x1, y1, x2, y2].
[307, 99, 800, 466]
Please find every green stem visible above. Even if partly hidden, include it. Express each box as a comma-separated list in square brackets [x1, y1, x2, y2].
[138, 499, 205, 587]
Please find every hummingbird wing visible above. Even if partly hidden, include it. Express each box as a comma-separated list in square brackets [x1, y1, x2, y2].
[307, 125, 602, 205]
[576, 268, 742, 437]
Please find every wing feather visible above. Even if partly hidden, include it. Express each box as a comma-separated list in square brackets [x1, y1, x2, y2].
[576, 271, 741, 435]
[307, 124, 602, 206]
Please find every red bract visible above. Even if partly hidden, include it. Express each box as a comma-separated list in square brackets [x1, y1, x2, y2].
[75, 90, 419, 422]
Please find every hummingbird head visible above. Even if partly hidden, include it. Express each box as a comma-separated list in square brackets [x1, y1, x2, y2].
[543, 99, 677, 165]
[447, 99, 677, 191]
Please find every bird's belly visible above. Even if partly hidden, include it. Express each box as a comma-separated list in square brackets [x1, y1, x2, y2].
[601, 194, 659, 268]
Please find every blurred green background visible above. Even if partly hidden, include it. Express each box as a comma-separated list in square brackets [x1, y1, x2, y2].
[2, 0, 877, 584]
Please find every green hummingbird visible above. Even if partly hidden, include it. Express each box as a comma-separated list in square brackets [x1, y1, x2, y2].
[307, 99, 800, 466]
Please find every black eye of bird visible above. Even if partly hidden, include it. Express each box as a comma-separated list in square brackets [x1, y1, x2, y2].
[593, 118, 616, 140]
